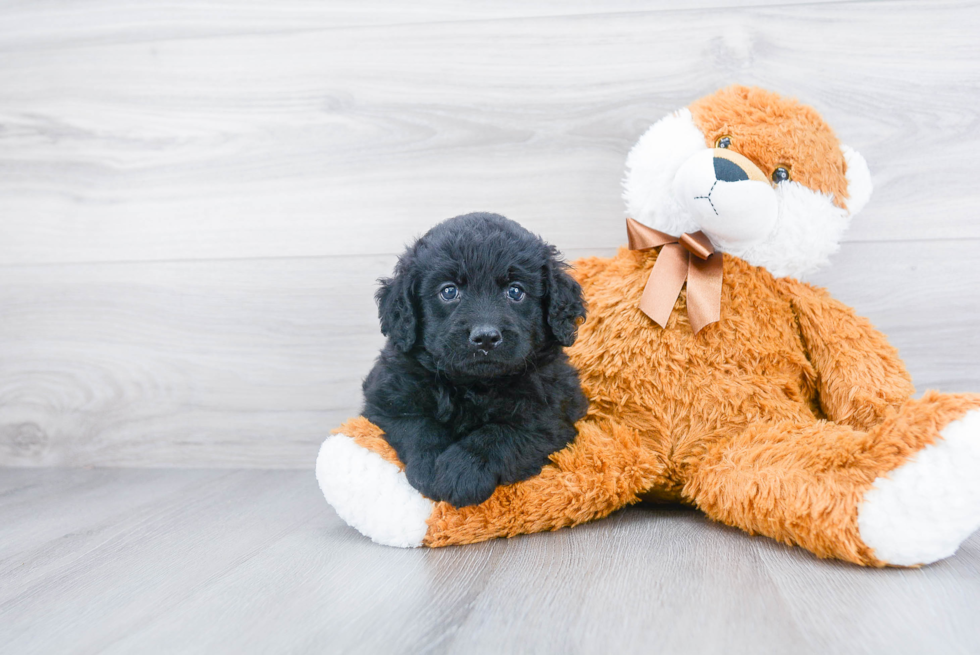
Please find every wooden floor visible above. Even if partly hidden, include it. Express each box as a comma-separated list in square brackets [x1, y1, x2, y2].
[2, 468, 979, 655]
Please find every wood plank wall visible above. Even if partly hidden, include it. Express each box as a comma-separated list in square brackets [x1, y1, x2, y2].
[1, 0, 978, 467]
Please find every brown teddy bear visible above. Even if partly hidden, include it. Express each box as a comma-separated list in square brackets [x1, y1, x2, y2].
[317, 86, 980, 567]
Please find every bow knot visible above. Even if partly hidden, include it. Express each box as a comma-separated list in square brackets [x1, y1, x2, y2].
[625, 218, 724, 334]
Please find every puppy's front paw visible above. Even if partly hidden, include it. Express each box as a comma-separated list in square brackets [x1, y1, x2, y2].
[430, 445, 499, 508]
[404, 453, 439, 499]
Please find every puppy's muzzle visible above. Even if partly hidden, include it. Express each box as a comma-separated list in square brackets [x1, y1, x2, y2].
[469, 325, 502, 353]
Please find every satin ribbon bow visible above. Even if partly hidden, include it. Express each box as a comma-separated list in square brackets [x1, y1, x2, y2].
[626, 217, 724, 334]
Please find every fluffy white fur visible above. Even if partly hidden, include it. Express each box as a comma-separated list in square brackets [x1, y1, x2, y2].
[622, 109, 871, 279]
[858, 408, 980, 566]
[672, 149, 778, 251]
[736, 181, 852, 279]
[623, 108, 706, 238]
[316, 434, 433, 548]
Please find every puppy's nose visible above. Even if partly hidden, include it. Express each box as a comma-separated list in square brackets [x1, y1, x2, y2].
[469, 326, 502, 351]
[713, 156, 749, 183]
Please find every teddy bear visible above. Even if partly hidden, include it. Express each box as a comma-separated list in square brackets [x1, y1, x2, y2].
[317, 85, 980, 567]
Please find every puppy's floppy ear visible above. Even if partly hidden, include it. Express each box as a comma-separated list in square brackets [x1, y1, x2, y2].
[544, 246, 586, 347]
[376, 256, 419, 353]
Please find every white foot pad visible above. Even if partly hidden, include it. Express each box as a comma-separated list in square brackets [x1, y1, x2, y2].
[859, 408, 980, 565]
[316, 434, 434, 548]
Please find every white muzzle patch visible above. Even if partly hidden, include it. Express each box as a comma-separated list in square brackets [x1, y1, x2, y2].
[623, 108, 869, 279]
[672, 149, 777, 251]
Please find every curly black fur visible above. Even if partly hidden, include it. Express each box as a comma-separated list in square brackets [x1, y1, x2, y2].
[363, 212, 588, 508]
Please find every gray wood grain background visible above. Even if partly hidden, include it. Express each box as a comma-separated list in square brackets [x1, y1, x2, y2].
[1, 0, 978, 467]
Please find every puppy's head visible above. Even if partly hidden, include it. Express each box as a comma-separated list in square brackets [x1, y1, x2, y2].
[377, 212, 585, 379]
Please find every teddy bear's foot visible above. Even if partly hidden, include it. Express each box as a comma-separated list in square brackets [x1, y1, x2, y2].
[316, 434, 434, 547]
[858, 408, 980, 566]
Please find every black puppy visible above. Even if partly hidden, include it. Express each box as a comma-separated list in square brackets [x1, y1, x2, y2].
[362, 212, 588, 508]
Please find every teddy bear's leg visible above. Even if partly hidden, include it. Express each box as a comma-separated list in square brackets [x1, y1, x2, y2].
[857, 399, 980, 566]
[682, 392, 980, 566]
[318, 415, 667, 547]
[317, 417, 435, 548]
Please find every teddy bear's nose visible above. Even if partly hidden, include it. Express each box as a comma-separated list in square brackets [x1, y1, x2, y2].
[714, 156, 749, 183]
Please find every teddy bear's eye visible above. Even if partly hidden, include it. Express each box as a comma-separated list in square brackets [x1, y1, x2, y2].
[715, 135, 732, 149]
[771, 166, 791, 183]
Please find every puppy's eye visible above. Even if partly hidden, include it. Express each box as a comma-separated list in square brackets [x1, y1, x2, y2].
[715, 135, 732, 149]
[771, 166, 791, 183]
[439, 285, 459, 301]
[506, 285, 525, 302]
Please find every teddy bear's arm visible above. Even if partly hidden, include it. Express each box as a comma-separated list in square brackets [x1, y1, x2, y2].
[781, 278, 915, 431]
[319, 414, 668, 548]
[424, 416, 666, 546]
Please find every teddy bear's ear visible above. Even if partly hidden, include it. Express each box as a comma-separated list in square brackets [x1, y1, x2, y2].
[841, 144, 873, 217]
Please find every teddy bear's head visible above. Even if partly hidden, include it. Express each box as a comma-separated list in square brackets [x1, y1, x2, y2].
[623, 85, 872, 278]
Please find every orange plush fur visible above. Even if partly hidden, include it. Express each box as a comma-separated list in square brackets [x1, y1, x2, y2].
[332, 87, 980, 565]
